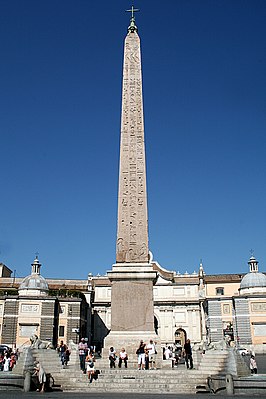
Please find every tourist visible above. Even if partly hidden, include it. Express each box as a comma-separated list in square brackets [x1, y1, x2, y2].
[33, 362, 46, 392]
[78, 338, 88, 373]
[118, 348, 128, 368]
[184, 339, 193, 369]
[164, 346, 172, 360]
[250, 355, 257, 374]
[3, 353, 11, 372]
[86, 352, 95, 383]
[144, 347, 149, 369]
[146, 339, 157, 369]
[9, 353, 16, 370]
[64, 346, 70, 366]
[136, 340, 146, 370]
[0, 354, 4, 371]
[58, 340, 67, 366]
[109, 346, 117, 368]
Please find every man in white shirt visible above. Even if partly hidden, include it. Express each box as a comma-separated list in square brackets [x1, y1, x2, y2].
[164, 346, 172, 360]
[146, 339, 156, 369]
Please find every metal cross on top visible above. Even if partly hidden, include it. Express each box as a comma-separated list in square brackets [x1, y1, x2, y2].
[126, 5, 140, 32]
[126, 5, 140, 19]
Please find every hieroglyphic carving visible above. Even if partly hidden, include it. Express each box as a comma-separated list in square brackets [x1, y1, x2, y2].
[116, 30, 148, 263]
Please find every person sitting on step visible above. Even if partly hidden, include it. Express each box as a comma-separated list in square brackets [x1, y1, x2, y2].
[118, 348, 128, 368]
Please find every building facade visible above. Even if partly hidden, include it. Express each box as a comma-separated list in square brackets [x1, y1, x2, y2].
[0, 254, 265, 353]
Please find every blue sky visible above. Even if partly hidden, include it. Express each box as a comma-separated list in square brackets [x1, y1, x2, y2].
[0, 0, 265, 279]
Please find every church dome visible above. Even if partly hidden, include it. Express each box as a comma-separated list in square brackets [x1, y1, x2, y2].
[240, 272, 266, 289]
[19, 256, 49, 296]
[239, 255, 266, 294]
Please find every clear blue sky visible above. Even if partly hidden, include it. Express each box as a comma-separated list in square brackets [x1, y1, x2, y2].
[1, 0, 265, 279]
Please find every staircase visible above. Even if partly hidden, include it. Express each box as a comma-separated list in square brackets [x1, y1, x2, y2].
[54, 367, 209, 394]
[14, 347, 250, 394]
[198, 350, 228, 374]
[197, 348, 250, 377]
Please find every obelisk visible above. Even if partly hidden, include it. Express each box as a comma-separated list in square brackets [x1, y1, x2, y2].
[105, 7, 158, 356]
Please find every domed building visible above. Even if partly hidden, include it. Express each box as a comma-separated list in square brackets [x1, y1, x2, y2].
[0, 256, 89, 349]
[239, 256, 266, 295]
[18, 256, 49, 296]
[233, 255, 266, 350]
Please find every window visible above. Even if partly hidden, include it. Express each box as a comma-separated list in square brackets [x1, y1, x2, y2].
[216, 287, 224, 295]
[59, 325, 65, 337]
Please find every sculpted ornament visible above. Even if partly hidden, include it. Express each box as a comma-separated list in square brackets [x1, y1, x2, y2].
[117, 238, 148, 263]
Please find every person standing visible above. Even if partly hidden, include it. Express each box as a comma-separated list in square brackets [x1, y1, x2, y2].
[33, 362, 46, 393]
[136, 340, 146, 370]
[78, 338, 88, 373]
[109, 347, 117, 368]
[184, 339, 193, 369]
[58, 340, 67, 366]
[144, 348, 149, 370]
[250, 355, 258, 374]
[0, 354, 4, 371]
[3, 353, 11, 372]
[86, 352, 96, 383]
[146, 339, 156, 369]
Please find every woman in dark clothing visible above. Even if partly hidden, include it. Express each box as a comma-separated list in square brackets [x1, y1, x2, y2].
[136, 340, 146, 370]
[184, 339, 193, 369]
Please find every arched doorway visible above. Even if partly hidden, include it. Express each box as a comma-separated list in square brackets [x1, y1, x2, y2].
[175, 328, 187, 347]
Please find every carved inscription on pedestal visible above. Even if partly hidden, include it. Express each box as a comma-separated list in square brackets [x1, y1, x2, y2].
[116, 31, 148, 263]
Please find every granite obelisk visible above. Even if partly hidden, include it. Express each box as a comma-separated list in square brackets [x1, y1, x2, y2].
[105, 8, 158, 355]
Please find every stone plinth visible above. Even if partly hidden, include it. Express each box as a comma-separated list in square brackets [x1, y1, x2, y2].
[103, 263, 160, 363]
[103, 331, 161, 368]
[107, 263, 157, 334]
[108, 263, 157, 332]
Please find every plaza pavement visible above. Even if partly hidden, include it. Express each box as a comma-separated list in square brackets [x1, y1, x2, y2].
[0, 393, 265, 399]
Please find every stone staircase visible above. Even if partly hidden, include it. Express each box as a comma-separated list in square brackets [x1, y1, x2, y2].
[14, 347, 249, 394]
[198, 350, 228, 374]
[197, 348, 250, 377]
[54, 367, 209, 394]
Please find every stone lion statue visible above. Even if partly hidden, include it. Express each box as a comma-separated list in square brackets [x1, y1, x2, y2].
[30, 334, 52, 349]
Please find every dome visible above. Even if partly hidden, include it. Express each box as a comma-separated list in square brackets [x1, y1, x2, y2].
[240, 272, 266, 289]
[239, 255, 266, 295]
[19, 274, 49, 291]
[18, 256, 49, 296]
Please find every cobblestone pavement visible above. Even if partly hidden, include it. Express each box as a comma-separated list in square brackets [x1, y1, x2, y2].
[0, 392, 265, 399]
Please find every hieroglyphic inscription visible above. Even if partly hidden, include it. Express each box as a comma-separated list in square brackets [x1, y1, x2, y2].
[116, 30, 148, 263]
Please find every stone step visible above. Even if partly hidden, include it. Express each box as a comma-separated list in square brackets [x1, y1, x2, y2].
[15, 348, 210, 394]
[55, 370, 208, 393]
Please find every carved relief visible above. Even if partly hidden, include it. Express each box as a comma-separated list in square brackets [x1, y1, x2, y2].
[116, 31, 148, 263]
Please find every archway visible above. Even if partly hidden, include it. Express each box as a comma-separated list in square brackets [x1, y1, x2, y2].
[174, 328, 187, 347]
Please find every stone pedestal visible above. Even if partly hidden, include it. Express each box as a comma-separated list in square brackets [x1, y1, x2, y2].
[109, 263, 156, 332]
[103, 263, 161, 365]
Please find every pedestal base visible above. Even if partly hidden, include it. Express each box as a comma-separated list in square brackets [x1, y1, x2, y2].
[103, 330, 161, 368]
[103, 263, 161, 366]
[107, 263, 157, 332]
